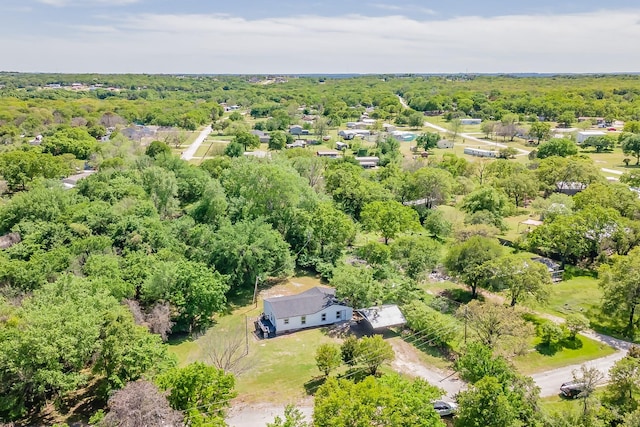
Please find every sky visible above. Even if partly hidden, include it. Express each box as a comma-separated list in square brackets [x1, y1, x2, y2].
[1, 0, 640, 74]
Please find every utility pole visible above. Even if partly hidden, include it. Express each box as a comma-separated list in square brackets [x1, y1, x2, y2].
[245, 315, 249, 356]
[252, 276, 260, 308]
[464, 305, 468, 344]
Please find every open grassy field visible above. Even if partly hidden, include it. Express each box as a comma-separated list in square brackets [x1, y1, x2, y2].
[527, 272, 601, 319]
[511, 334, 615, 375]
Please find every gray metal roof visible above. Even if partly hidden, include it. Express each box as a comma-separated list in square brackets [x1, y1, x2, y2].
[265, 287, 339, 319]
[357, 305, 407, 329]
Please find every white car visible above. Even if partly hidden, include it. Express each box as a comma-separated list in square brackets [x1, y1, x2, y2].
[432, 400, 458, 417]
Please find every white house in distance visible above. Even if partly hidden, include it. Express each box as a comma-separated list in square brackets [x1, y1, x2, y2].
[576, 130, 606, 144]
[256, 287, 352, 338]
[463, 147, 497, 158]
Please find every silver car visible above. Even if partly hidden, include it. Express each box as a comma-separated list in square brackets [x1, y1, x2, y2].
[432, 400, 458, 417]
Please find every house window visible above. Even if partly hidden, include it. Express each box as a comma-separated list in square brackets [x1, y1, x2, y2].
[284, 318, 289, 325]
[321, 313, 327, 321]
[336, 311, 342, 319]
[301, 316, 306, 325]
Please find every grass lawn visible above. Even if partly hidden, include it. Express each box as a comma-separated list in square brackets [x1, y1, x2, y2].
[500, 212, 535, 242]
[168, 275, 346, 404]
[511, 334, 616, 375]
[527, 273, 601, 319]
[539, 389, 605, 417]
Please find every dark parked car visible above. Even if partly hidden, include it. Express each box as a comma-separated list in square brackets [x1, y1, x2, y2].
[560, 381, 586, 398]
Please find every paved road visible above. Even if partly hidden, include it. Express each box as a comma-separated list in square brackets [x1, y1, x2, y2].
[227, 403, 313, 427]
[390, 339, 465, 398]
[180, 125, 212, 161]
[602, 167, 624, 175]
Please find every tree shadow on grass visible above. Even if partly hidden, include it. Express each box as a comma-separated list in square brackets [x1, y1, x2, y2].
[560, 337, 584, 350]
[535, 337, 583, 356]
[535, 342, 561, 356]
[304, 376, 326, 395]
[440, 288, 478, 305]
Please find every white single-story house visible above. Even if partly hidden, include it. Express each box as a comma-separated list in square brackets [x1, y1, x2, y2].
[463, 147, 497, 158]
[460, 118, 482, 125]
[391, 131, 416, 142]
[355, 156, 380, 169]
[317, 150, 342, 158]
[286, 140, 307, 149]
[576, 131, 606, 144]
[339, 129, 371, 139]
[256, 287, 352, 337]
[437, 140, 454, 149]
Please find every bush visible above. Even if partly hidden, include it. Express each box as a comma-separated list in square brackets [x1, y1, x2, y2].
[402, 300, 459, 348]
[538, 322, 565, 346]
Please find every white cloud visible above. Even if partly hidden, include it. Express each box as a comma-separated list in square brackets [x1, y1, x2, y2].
[2, 10, 640, 73]
[370, 3, 436, 15]
[37, 0, 139, 6]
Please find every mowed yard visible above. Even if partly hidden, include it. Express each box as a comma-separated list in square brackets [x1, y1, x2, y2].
[169, 276, 348, 405]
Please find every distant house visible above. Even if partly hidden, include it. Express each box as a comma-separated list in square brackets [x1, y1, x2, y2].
[577, 131, 606, 144]
[355, 156, 380, 169]
[243, 150, 271, 159]
[256, 287, 352, 338]
[382, 123, 396, 132]
[336, 142, 348, 151]
[317, 150, 341, 158]
[556, 181, 587, 195]
[251, 130, 271, 143]
[532, 257, 563, 282]
[391, 131, 416, 142]
[463, 147, 497, 158]
[289, 125, 309, 135]
[437, 140, 454, 149]
[286, 140, 307, 149]
[339, 129, 370, 139]
[460, 118, 482, 125]
[62, 169, 96, 189]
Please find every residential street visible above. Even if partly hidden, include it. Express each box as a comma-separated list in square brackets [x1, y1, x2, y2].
[180, 125, 212, 161]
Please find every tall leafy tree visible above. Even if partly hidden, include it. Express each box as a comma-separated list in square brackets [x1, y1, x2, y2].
[331, 264, 383, 308]
[623, 134, 640, 165]
[403, 167, 455, 208]
[458, 301, 533, 353]
[233, 131, 260, 151]
[528, 121, 551, 144]
[207, 219, 293, 292]
[444, 236, 503, 298]
[157, 362, 236, 427]
[314, 375, 444, 427]
[455, 376, 521, 427]
[142, 260, 229, 332]
[536, 138, 578, 158]
[360, 200, 421, 244]
[479, 255, 552, 307]
[599, 248, 640, 337]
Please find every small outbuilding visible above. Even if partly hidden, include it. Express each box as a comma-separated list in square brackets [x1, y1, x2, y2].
[437, 140, 454, 149]
[357, 305, 407, 331]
